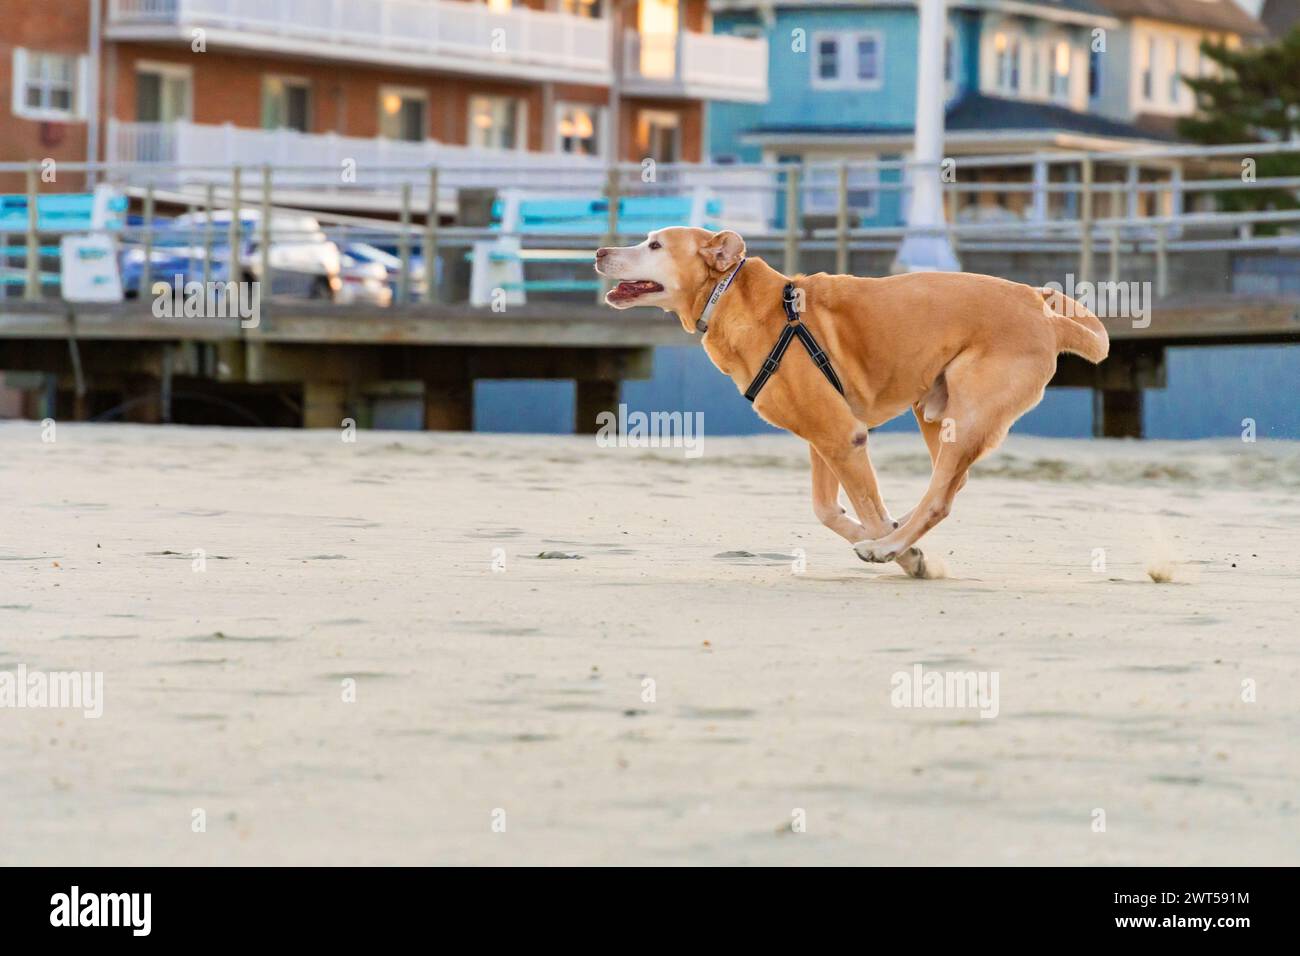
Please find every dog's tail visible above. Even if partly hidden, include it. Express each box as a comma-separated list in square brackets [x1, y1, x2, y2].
[1036, 287, 1109, 364]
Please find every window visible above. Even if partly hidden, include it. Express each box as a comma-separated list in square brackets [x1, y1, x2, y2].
[636, 109, 680, 163]
[810, 31, 884, 89]
[994, 33, 1020, 93]
[469, 94, 524, 150]
[262, 76, 311, 132]
[856, 35, 880, 82]
[1141, 36, 1155, 100]
[1168, 39, 1181, 104]
[12, 49, 83, 121]
[1088, 47, 1101, 100]
[804, 162, 877, 218]
[555, 103, 603, 157]
[638, 0, 680, 78]
[1051, 41, 1070, 101]
[817, 37, 839, 81]
[380, 87, 427, 142]
[136, 63, 191, 123]
[558, 0, 601, 16]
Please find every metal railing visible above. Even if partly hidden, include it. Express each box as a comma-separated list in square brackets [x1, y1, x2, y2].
[1, 139, 1296, 308]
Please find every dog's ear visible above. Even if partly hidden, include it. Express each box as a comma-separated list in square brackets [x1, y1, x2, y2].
[698, 230, 746, 273]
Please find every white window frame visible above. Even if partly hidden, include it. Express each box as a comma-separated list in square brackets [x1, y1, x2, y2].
[135, 60, 194, 124]
[553, 101, 606, 158]
[1050, 40, 1071, 104]
[1168, 38, 1182, 105]
[262, 74, 312, 132]
[12, 48, 87, 122]
[810, 30, 885, 91]
[803, 161, 879, 219]
[379, 85, 429, 142]
[1140, 35, 1156, 102]
[994, 31, 1022, 95]
[636, 108, 682, 163]
[811, 33, 843, 87]
[467, 94, 527, 151]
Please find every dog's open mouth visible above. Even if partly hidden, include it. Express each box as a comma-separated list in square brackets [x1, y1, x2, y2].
[606, 280, 664, 304]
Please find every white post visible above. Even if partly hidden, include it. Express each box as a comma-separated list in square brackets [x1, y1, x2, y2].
[892, 0, 959, 273]
[1169, 165, 1183, 238]
[1031, 156, 1048, 223]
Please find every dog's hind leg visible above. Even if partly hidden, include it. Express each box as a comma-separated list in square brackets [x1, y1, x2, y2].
[856, 355, 1048, 563]
[894, 403, 967, 528]
[855, 432, 978, 565]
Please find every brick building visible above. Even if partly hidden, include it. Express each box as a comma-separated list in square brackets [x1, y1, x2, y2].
[0, 0, 768, 196]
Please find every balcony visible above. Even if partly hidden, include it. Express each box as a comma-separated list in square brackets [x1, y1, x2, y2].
[622, 30, 768, 103]
[106, 119, 607, 205]
[106, 0, 612, 85]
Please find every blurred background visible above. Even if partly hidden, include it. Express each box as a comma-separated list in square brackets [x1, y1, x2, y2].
[0, 0, 1295, 437]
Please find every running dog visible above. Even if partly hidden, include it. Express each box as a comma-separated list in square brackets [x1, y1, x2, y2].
[595, 228, 1108, 578]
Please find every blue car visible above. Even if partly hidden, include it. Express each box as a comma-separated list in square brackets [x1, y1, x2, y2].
[120, 245, 226, 299]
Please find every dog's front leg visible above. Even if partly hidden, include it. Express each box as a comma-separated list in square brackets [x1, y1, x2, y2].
[809, 435, 925, 578]
[809, 445, 871, 542]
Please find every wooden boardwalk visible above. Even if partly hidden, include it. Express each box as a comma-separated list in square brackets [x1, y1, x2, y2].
[1, 294, 1297, 435]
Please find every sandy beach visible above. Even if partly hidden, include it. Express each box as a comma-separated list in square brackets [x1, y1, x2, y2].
[2, 422, 1297, 866]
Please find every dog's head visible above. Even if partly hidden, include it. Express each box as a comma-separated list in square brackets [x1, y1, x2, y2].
[594, 227, 747, 332]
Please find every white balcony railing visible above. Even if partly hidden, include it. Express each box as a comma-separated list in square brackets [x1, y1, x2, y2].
[623, 30, 768, 103]
[107, 119, 608, 192]
[107, 0, 611, 82]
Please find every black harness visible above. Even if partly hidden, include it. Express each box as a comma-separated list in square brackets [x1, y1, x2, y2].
[743, 283, 845, 403]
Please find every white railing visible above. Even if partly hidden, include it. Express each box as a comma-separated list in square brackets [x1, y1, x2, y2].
[107, 120, 608, 191]
[624, 30, 768, 102]
[108, 0, 611, 78]
[680, 31, 768, 99]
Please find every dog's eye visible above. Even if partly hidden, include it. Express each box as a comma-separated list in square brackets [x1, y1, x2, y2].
[648, 240, 661, 250]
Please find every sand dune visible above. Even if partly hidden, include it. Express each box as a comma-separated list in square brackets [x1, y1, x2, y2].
[1, 423, 1297, 865]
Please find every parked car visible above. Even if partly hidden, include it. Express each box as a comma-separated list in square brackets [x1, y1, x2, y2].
[339, 242, 432, 302]
[172, 209, 342, 300]
[120, 245, 210, 299]
[337, 253, 393, 307]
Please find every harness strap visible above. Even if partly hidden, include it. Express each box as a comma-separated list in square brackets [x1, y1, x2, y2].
[744, 283, 845, 403]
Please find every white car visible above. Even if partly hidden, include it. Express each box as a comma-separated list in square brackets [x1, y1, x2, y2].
[336, 253, 393, 307]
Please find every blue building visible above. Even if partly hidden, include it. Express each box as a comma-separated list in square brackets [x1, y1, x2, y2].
[706, 0, 1263, 226]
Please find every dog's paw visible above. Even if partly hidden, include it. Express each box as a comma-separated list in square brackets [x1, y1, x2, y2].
[898, 547, 928, 578]
[853, 540, 897, 563]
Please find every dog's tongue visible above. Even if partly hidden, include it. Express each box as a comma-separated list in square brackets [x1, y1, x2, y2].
[612, 280, 662, 297]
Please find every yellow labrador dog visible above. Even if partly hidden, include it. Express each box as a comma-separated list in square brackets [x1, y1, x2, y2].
[595, 228, 1108, 578]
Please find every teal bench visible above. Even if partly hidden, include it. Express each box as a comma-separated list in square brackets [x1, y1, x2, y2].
[0, 187, 127, 288]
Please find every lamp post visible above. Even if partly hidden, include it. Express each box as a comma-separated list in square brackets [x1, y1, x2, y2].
[892, 0, 960, 273]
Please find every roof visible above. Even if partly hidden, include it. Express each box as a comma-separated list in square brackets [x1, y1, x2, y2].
[949, 92, 1180, 139]
[1261, 0, 1300, 36]
[709, 1, 1117, 22]
[749, 92, 1178, 142]
[1089, 0, 1268, 36]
